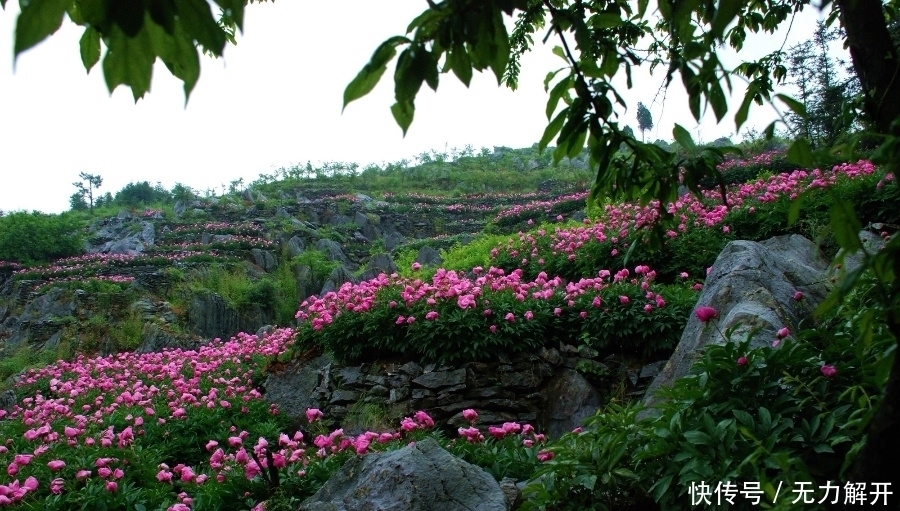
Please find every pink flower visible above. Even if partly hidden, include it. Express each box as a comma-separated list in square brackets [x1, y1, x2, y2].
[395, 315, 406, 325]
[306, 408, 323, 423]
[205, 440, 219, 452]
[619, 295, 629, 304]
[537, 450, 555, 462]
[737, 356, 748, 366]
[106, 481, 118, 492]
[406, 316, 416, 324]
[157, 469, 174, 483]
[776, 327, 789, 339]
[489, 325, 497, 333]
[50, 477, 64, 495]
[462, 409, 478, 423]
[411, 262, 422, 271]
[505, 312, 515, 322]
[414, 411, 435, 428]
[694, 306, 718, 323]
[821, 365, 837, 378]
[425, 311, 439, 321]
[524, 310, 534, 321]
[47, 460, 66, 471]
[793, 291, 804, 301]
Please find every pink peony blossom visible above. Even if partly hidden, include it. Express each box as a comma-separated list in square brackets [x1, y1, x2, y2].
[694, 306, 718, 323]
[821, 365, 837, 378]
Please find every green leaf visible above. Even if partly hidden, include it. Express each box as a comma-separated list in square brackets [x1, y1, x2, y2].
[711, 0, 742, 39]
[546, 75, 571, 120]
[539, 108, 568, 151]
[448, 45, 473, 87]
[786, 137, 814, 168]
[212, 0, 245, 31]
[489, 9, 510, 83]
[787, 189, 808, 227]
[102, 27, 155, 101]
[775, 93, 806, 118]
[79, 27, 101, 73]
[343, 36, 408, 111]
[829, 200, 863, 252]
[176, 0, 227, 56]
[14, 0, 69, 57]
[147, 19, 201, 100]
[649, 474, 674, 501]
[734, 84, 756, 132]
[391, 101, 415, 136]
[672, 124, 696, 151]
[683, 430, 711, 445]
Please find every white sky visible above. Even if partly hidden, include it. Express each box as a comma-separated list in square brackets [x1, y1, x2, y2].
[1, 2, 828, 214]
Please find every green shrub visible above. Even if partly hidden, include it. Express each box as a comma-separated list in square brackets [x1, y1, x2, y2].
[522, 274, 891, 510]
[0, 211, 85, 264]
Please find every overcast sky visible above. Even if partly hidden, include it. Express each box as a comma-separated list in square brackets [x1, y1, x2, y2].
[1, 2, 827, 214]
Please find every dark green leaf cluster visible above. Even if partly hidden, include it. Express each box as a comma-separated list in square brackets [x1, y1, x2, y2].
[10, 0, 269, 101]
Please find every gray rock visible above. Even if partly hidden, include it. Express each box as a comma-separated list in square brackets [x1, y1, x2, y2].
[541, 369, 602, 438]
[413, 369, 466, 389]
[841, 230, 886, 275]
[174, 200, 187, 217]
[315, 239, 351, 266]
[186, 291, 273, 340]
[287, 236, 306, 258]
[643, 235, 830, 411]
[251, 248, 278, 272]
[355, 193, 374, 203]
[263, 355, 333, 425]
[298, 437, 507, 511]
[361, 253, 398, 281]
[321, 266, 358, 295]
[500, 477, 522, 510]
[415, 246, 443, 267]
[354, 211, 370, 229]
[328, 214, 353, 227]
[383, 231, 407, 251]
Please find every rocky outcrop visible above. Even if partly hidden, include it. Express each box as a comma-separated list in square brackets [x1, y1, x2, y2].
[298, 438, 507, 511]
[642, 235, 830, 409]
[187, 291, 273, 340]
[0, 287, 76, 351]
[415, 246, 443, 267]
[86, 213, 155, 255]
[262, 347, 656, 437]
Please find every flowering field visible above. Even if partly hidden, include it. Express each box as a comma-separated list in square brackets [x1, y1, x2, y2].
[0, 328, 550, 509]
[1, 155, 896, 509]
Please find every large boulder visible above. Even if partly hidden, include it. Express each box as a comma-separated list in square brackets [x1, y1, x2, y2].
[187, 291, 273, 340]
[415, 246, 443, 267]
[86, 217, 155, 255]
[541, 369, 603, 438]
[360, 253, 398, 281]
[643, 235, 830, 409]
[251, 248, 278, 273]
[315, 239, 351, 266]
[298, 437, 507, 511]
[321, 266, 358, 295]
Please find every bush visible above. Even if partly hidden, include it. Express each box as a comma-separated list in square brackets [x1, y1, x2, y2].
[0, 211, 84, 264]
[522, 274, 892, 510]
